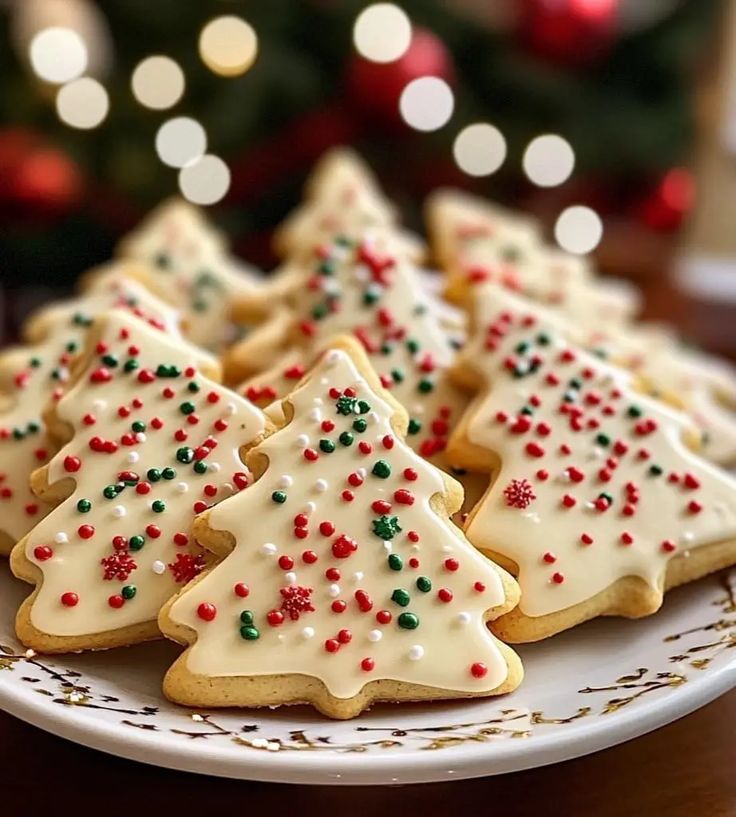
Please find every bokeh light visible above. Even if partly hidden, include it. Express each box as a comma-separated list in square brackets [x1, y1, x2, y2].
[155, 117, 207, 168]
[453, 123, 507, 176]
[56, 77, 109, 129]
[30, 27, 88, 84]
[353, 4, 412, 63]
[523, 134, 575, 187]
[132, 56, 185, 110]
[178, 154, 231, 205]
[399, 77, 454, 132]
[199, 16, 258, 77]
[554, 206, 603, 254]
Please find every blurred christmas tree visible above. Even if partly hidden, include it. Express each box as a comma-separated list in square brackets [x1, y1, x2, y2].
[0, 0, 725, 291]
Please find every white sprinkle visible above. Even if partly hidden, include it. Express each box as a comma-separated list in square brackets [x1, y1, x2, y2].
[383, 542, 392, 553]
[457, 612, 471, 625]
[191, 713, 204, 723]
[319, 376, 329, 385]
[279, 474, 293, 488]
[368, 411, 380, 424]
[208, 462, 220, 473]
[112, 505, 126, 518]
[357, 467, 367, 478]
[57, 366, 70, 382]
[328, 583, 340, 597]
[325, 350, 340, 366]
[152, 560, 166, 574]
[441, 544, 453, 553]
[353, 571, 364, 582]
[93, 399, 107, 411]
[226, 402, 237, 415]
[408, 645, 424, 661]
[315, 479, 328, 492]
[277, 634, 285, 643]
[302, 627, 315, 639]
[24, 649, 36, 659]
[296, 433, 310, 446]
[368, 629, 382, 643]
[135, 432, 146, 443]
[54, 532, 68, 544]
[285, 572, 297, 585]
[251, 738, 268, 748]
[314, 397, 323, 406]
[303, 501, 316, 514]
[308, 408, 322, 422]
[177, 482, 189, 493]
[682, 531, 695, 543]
[127, 451, 140, 464]
[261, 542, 277, 556]
[585, 501, 596, 510]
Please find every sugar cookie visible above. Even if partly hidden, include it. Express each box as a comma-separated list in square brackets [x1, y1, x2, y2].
[160, 336, 521, 718]
[447, 284, 736, 642]
[11, 310, 267, 652]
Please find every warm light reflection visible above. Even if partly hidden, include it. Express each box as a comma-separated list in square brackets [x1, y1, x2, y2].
[353, 4, 412, 63]
[56, 77, 109, 129]
[453, 123, 507, 177]
[199, 16, 258, 77]
[523, 134, 575, 187]
[30, 27, 87, 84]
[399, 77, 454, 132]
[156, 117, 207, 168]
[132, 56, 185, 110]
[554, 206, 603, 255]
[179, 154, 231, 205]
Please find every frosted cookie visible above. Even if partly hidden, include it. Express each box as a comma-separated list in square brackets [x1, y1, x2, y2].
[0, 275, 181, 556]
[447, 284, 736, 642]
[231, 234, 474, 470]
[10, 310, 267, 652]
[425, 189, 640, 327]
[273, 148, 424, 262]
[115, 197, 279, 351]
[159, 337, 521, 719]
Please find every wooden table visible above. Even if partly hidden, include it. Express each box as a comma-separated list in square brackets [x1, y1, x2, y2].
[1, 691, 734, 814]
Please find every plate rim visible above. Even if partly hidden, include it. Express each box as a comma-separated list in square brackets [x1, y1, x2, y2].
[1, 654, 734, 785]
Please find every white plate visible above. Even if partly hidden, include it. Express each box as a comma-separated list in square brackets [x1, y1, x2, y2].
[1, 561, 734, 785]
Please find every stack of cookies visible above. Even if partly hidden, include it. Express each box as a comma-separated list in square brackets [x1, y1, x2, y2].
[2, 148, 735, 719]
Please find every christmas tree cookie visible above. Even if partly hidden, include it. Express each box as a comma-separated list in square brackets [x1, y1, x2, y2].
[0, 273, 181, 556]
[425, 189, 640, 328]
[273, 148, 424, 263]
[10, 310, 267, 652]
[447, 284, 736, 642]
[159, 337, 521, 719]
[115, 197, 281, 351]
[230, 234, 474, 471]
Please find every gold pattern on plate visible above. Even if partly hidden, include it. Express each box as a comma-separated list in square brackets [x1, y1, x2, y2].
[0, 570, 734, 753]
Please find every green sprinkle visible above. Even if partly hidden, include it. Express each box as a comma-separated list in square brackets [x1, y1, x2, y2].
[336, 396, 357, 415]
[66, 342, 78, 353]
[162, 467, 176, 480]
[391, 369, 404, 383]
[152, 500, 166, 513]
[240, 626, 260, 640]
[12, 428, 24, 440]
[515, 341, 530, 354]
[408, 418, 422, 435]
[397, 612, 419, 630]
[27, 421, 40, 433]
[627, 405, 642, 418]
[176, 447, 194, 464]
[521, 406, 534, 415]
[154, 252, 170, 269]
[352, 418, 367, 433]
[391, 588, 410, 607]
[147, 468, 161, 482]
[193, 460, 208, 474]
[387, 554, 403, 571]
[418, 379, 434, 393]
[180, 401, 195, 415]
[72, 312, 93, 327]
[29, 357, 42, 368]
[103, 485, 118, 499]
[338, 431, 353, 446]
[319, 439, 336, 453]
[363, 289, 380, 306]
[102, 354, 118, 368]
[272, 490, 287, 504]
[121, 585, 137, 600]
[406, 339, 420, 354]
[373, 515, 402, 540]
[132, 421, 146, 433]
[536, 333, 550, 346]
[649, 464, 663, 476]
[76, 499, 92, 513]
[372, 460, 391, 479]
[599, 492, 614, 504]
[193, 299, 208, 313]
[595, 434, 611, 447]
[187, 381, 200, 393]
[357, 400, 371, 414]
[124, 359, 139, 372]
[311, 303, 329, 320]
[317, 260, 334, 276]
[240, 610, 254, 625]
[129, 535, 145, 551]
[156, 364, 181, 378]
[416, 576, 432, 593]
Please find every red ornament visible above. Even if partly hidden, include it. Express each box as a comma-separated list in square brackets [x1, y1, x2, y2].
[345, 28, 454, 127]
[518, 0, 619, 68]
[636, 168, 695, 233]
